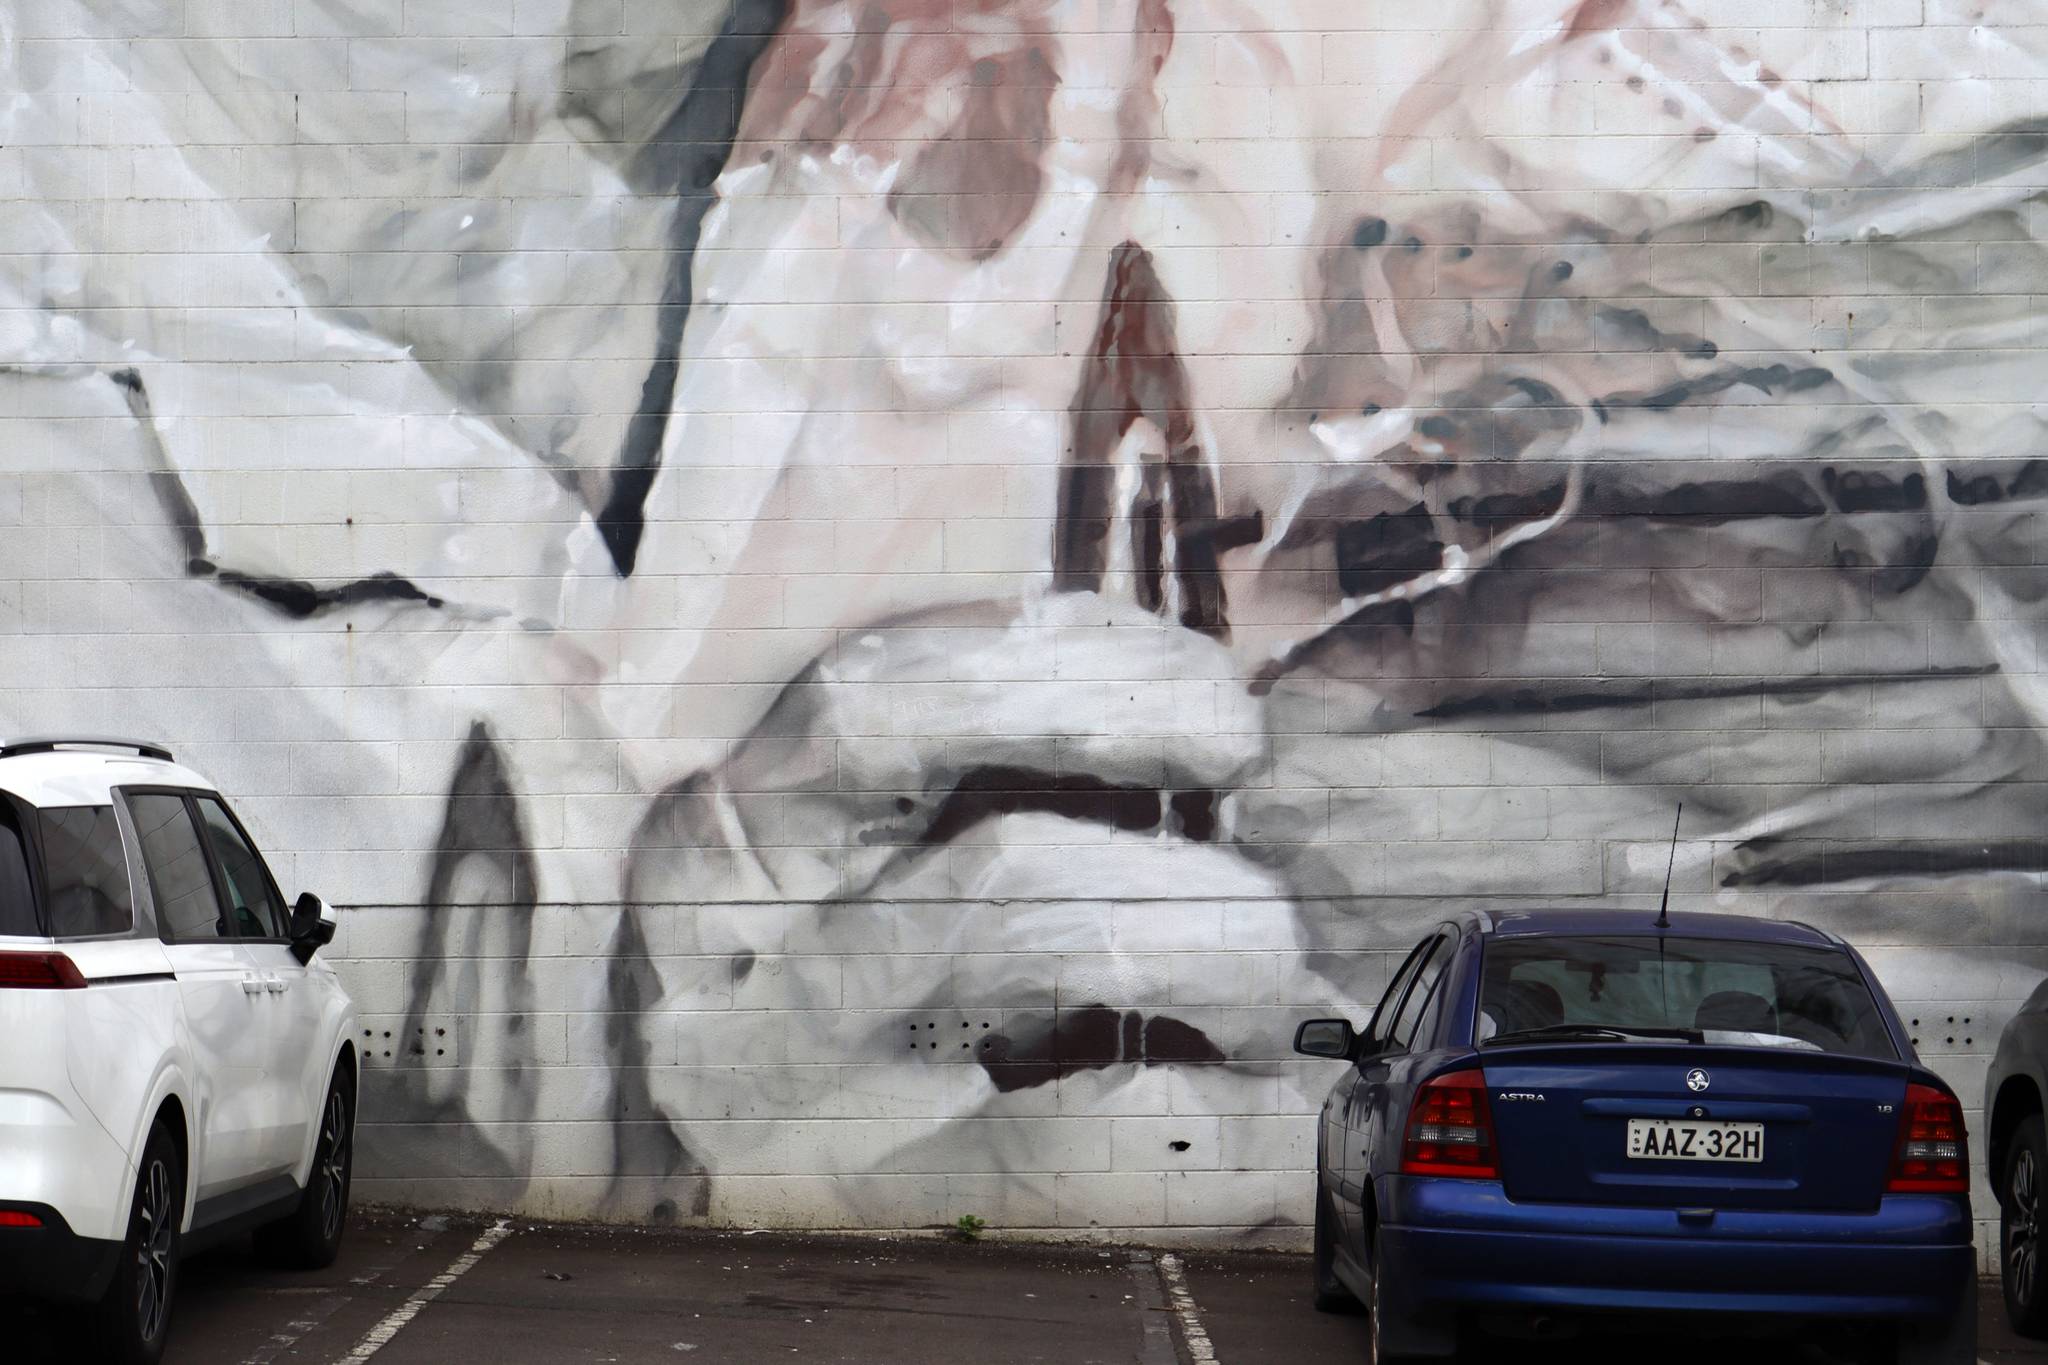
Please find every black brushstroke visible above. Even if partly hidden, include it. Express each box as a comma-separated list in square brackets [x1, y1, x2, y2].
[1449, 483, 1569, 525]
[1824, 468, 1926, 514]
[108, 367, 211, 569]
[1336, 509, 1442, 596]
[1946, 461, 2048, 507]
[1170, 790, 1217, 842]
[1725, 840, 2045, 888]
[1590, 473, 1825, 525]
[1418, 666, 1997, 721]
[911, 766, 1217, 848]
[598, 0, 789, 577]
[978, 1005, 1225, 1092]
[216, 569, 444, 619]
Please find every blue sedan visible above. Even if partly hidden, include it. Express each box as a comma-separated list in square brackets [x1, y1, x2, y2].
[1295, 910, 1976, 1363]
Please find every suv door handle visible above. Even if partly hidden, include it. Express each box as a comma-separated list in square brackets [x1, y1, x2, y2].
[264, 975, 288, 993]
[241, 974, 264, 995]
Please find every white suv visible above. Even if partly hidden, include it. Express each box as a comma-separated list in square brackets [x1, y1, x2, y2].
[0, 738, 357, 1364]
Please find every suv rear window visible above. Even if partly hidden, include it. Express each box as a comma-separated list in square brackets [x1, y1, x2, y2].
[1479, 935, 1897, 1060]
[0, 801, 35, 936]
[39, 805, 133, 938]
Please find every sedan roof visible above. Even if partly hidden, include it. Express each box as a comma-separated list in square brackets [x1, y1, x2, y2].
[1479, 908, 1841, 947]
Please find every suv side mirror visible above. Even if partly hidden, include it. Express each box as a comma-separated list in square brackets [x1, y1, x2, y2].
[289, 892, 336, 964]
[1293, 1019, 1358, 1061]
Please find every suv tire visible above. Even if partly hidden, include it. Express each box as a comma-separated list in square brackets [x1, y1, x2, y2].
[2008, 1114, 2048, 1337]
[89, 1119, 181, 1365]
[255, 1070, 353, 1270]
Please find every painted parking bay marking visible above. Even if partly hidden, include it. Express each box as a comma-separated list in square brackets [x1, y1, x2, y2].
[1156, 1253, 1219, 1365]
[333, 1219, 513, 1364]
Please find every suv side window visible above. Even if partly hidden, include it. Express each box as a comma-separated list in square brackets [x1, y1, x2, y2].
[128, 793, 227, 942]
[39, 806, 134, 938]
[1389, 934, 1453, 1052]
[193, 796, 287, 939]
[0, 800, 36, 937]
[1367, 936, 1435, 1047]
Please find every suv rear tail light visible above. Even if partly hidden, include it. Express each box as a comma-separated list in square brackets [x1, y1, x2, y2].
[1401, 1069, 1499, 1179]
[1888, 1082, 1968, 1193]
[0, 951, 86, 990]
[0, 1210, 43, 1228]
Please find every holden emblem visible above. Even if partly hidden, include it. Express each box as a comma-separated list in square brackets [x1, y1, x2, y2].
[1685, 1068, 1712, 1093]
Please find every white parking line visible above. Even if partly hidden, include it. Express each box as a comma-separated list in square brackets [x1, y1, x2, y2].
[332, 1219, 512, 1364]
[1155, 1253, 1220, 1365]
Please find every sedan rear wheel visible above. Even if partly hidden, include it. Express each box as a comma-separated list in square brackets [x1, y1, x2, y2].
[2007, 1115, 2048, 1337]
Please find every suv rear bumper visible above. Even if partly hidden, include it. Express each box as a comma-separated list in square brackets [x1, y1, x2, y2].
[1379, 1175, 1975, 1322]
[0, 1204, 121, 1304]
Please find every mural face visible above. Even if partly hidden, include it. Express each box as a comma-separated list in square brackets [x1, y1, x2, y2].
[4, 0, 2047, 1238]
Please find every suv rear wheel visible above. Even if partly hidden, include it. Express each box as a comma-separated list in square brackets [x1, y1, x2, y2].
[88, 1119, 181, 1365]
[255, 1069, 353, 1270]
[2006, 1114, 2048, 1337]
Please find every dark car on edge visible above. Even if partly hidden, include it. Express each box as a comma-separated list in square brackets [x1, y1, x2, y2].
[1985, 978, 2048, 1339]
[1294, 909, 1975, 1363]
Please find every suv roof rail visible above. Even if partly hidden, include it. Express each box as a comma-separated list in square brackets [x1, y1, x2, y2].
[0, 736, 174, 763]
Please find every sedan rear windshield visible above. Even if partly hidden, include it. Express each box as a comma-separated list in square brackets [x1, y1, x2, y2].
[1479, 935, 1897, 1060]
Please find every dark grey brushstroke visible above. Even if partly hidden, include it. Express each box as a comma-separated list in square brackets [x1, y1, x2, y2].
[1418, 666, 1997, 721]
[596, 0, 789, 578]
[602, 907, 710, 1219]
[1725, 839, 2043, 888]
[390, 722, 539, 1186]
[1594, 306, 1718, 359]
[1593, 363, 1835, 421]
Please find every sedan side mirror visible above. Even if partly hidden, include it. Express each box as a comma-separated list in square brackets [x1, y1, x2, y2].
[289, 892, 336, 965]
[1294, 1018, 1358, 1061]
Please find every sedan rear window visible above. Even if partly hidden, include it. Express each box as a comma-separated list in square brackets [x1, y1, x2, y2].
[1479, 935, 1897, 1060]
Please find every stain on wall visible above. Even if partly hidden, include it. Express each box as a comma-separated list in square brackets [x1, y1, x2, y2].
[4, 0, 2048, 1247]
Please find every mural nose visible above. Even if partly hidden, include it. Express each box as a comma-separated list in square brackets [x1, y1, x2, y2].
[1054, 241, 1262, 637]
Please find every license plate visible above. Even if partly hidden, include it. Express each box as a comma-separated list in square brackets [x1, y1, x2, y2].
[1625, 1118, 1764, 1163]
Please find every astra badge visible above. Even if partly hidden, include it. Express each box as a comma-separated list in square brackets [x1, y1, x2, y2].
[1685, 1068, 1712, 1093]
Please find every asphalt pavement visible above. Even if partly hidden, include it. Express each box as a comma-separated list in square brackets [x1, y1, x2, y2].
[3, 1210, 2042, 1364]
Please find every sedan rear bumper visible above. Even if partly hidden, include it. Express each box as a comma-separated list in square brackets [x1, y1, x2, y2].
[1378, 1176, 1975, 1323]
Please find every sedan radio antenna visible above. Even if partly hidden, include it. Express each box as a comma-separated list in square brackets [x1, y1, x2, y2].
[1655, 802, 1683, 930]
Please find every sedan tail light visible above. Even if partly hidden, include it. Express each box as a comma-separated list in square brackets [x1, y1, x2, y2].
[1887, 1082, 1968, 1193]
[0, 952, 86, 989]
[1401, 1068, 1499, 1179]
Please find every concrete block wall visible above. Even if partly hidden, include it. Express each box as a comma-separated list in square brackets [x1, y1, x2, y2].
[3, 0, 2048, 1255]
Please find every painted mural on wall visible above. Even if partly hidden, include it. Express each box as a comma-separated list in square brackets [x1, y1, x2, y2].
[3, 0, 2047, 1234]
